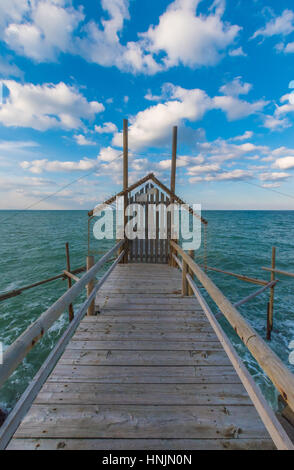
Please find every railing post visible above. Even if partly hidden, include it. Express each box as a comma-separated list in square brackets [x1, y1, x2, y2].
[182, 259, 188, 296]
[86, 255, 95, 316]
[65, 243, 74, 322]
[268, 246, 276, 333]
[188, 250, 195, 296]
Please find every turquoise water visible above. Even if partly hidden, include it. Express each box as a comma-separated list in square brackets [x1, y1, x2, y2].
[0, 210, 294, 413]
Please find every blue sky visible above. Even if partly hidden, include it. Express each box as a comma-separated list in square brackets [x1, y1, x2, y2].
[1, 0, 294, 210]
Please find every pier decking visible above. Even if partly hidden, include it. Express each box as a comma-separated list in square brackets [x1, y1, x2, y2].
[8, 264, 275, 450]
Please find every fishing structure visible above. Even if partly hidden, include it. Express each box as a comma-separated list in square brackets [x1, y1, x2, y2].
[0, 120, 294, 450]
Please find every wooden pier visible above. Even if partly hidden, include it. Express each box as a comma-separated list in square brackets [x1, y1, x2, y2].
[1, 121, 294, 450]
[7, 264, 275, 450]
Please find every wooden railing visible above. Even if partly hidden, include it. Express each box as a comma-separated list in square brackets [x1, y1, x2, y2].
[0, 239, 126, 449]
[170, 240, 294, 449]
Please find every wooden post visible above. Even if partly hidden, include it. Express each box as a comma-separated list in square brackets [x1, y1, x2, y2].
[86, 255, 95, 316]
[65, 243, 74, 322]
[123, 118, 128, 263]
[182, 259, 188, 296]
[269, 246, 276, 332]
[188, 250, 195, 296]
[267, 302, 271, 341]
[170, 126, 177, 266]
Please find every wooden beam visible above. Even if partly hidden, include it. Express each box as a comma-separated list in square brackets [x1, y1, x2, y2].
[204, 265, 268, 286]
[63, 270, 80, 283]
[268, 247, 276, 333]
[171, 240, 294, 414]
[171, 126, 177, 195]
[0, 239, 125, 390]
[186, 274, 294, 451]
[0, 267, 86, 302]
[262, 267, 294, 278]
[86, 255, 95, 316]
[65, 243, 74, 322]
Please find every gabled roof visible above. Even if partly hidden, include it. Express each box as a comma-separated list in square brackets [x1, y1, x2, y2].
[88, 172, 208, 225]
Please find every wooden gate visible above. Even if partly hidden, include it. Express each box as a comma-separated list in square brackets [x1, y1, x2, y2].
[128, 182, 172, 264]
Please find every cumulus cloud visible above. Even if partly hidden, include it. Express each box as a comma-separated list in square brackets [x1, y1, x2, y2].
[112, 83, 266, 150]
[259, 171, 291, 181]
[1, 0, 241, 74]
[20, 157, 99, 174]
[219, 77, 252, 96]
[3, 0, 84, 62]
[74, 134, 96, 146]
[272, 156, 294, 170]
[141, 0, 240, 70]
[230, 131, 253, 141]
[252, 9, 294, 39]
[229, 46, 247, 57]
[0, 80, 104, 130]
[95, 122, 118, 134]
[189, 169, 252, 183]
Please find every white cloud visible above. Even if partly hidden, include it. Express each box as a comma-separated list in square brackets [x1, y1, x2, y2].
[74, 134, 96, 146]
[229, 46, 247, 57]
[0, 80, 104, 130]
[97, 146, 122, 162]
[95, 122, 118, 134]
[0, 55, 22, 77]
[284, 41, 294, 53]
[263, 114, 291, 130]
[219, 77, 252, 96]
[189, 169, 252, 183]
[252, 9, 294, 39]
[142, 0, 240, 69]
[3, 0, 84, 62]
[188, 163, 220, 175]
[213, 95, 267, 120]
[259, 171, 291, 181]
[20, 157, 98, 174]
[1, 0, 241, 75]
[113, 82, 266, 150]
[272, 156, 294, 170]
[113, 84, 213, 149]
[230, 131, 253, 141]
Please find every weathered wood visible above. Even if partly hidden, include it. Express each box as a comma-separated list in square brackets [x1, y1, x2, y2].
[7, 438, 275, 451]
[58, 349, 231, 366]
[204, 265, 268, 286]
[86, 255, 95, 316]
[48, 365, 240, 384]
[268, 246, 276, 333]
[171, 242, 294, 417]
[0, 240, 124, 390]
[13, 404, 270, 439]
[67, 340, 223, 351]
[65, 243, 74, 322]
[186, 274, 294, 450]
[35, 382, 251, 406]
[7, 262, 276, 450]
[0, 266, 86, 302]
[63, 270, 80, 283]
[262, 267, 294, 278]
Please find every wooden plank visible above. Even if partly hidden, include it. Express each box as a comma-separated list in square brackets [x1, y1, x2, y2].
[83, 313, 207, 322]
[66, 340, 224, 351]
[262, 267, 294, 278]
[48, 365, 241, 384]
[14, 404, 270, 439]
[72, 331, 218, 342]
[76, 323, 214, 333]
[34, 382, 252, 406]
[7, 438, 275, 451]
[58, 349, 231, 366]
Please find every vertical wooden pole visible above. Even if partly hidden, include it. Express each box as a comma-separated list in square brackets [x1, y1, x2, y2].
[171, 126, 177, 195]
[266, 302, 271, 341]
[170, 126, 177, 266]
[188, 250, 195, 296]
[182, 259, 188, 296]
[65, 242, 74, 322]
[269, 246, 276, 332]
[123, 118, 128, 263]
[86, 255, 95, 316]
